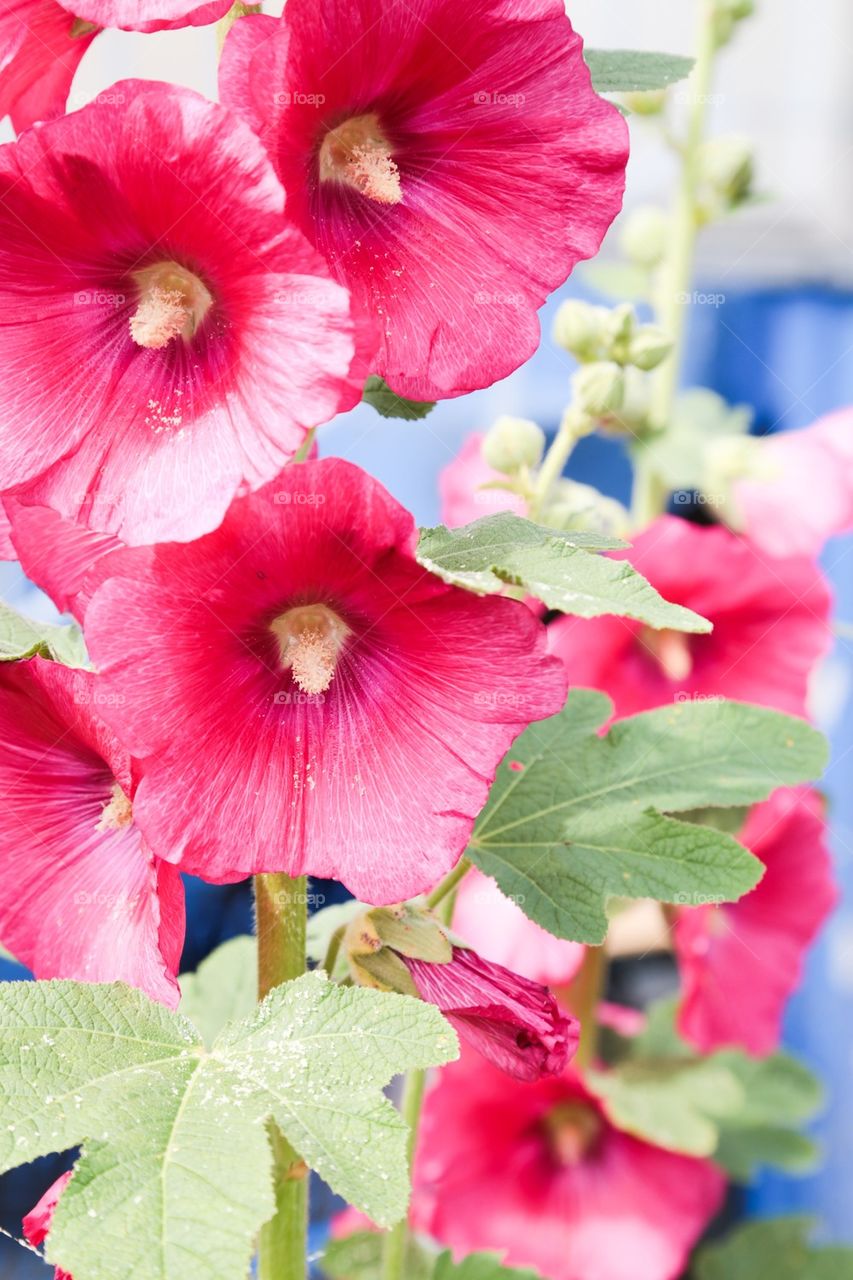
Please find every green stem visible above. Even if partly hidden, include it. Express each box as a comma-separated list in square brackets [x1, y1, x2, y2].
[215, 0, 260, 52]
[562, 944, 607, 1071]
[529, 408, 588, 521]
[255, 873, 308, 1280]
[381, 1067, 427, 1280]
[425, 856, 471, 910]
[633, 0, 718, 525]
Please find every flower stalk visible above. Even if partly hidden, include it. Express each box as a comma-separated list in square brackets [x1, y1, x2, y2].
[255, 873, 309, 1280]
[632, 0, 720, 525]
[381, 1067, 427, 1280]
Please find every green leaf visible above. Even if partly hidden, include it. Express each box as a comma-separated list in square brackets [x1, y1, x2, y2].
[588, 1057, 743, 1156]
[433, 1252, 543, 1279]
[320, 1238, 539, 1280]
[635, 389, 753, 491]
[586, 49, 695, 94]
[362, 376, 436, 421]
[712, 1051, 822, 1179]
[469, 689, 827, 943]
[178, 935, 257, 1048]
[321, 1231, 435, 1280]
[0, 600, 88, 667]
[417, 514, 710, 632]
[694, 1217, 853, 1280]
[591, 999, 822, 1166]
[0, 974, 458, 1280]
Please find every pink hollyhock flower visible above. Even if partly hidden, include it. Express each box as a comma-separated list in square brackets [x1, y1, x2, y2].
[414, 1051, 725, 1280]
[732, 409, 853, 559]
[61, 0, 229, 35]
[548, 515, 831, 719]
[83, 458, 568, 902]
[23, 1171, 73, 1280]
[452, 867, 584, 987]
[0, 657, 184, 1006]
[0, 80, 369, 546]
[4, 498, 123, 616]
[402, 944, 578, 1080]
[439, 434, 525, 528]
[219, 0, 628, 402]
[0, 0, 97, 132]
[675, 787, 836, 1056]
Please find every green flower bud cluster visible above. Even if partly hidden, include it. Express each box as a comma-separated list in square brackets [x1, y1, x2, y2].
[554, 300, 672, 404]
[481, 415, 546, 475]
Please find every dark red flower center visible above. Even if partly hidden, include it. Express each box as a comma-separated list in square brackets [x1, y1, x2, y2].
[270, 604, 350, 694]
[318, 113, 402, 205]
[129, 261, 213, 351]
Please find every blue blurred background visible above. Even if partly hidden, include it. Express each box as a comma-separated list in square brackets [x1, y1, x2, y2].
[3, 0, 853, 1271]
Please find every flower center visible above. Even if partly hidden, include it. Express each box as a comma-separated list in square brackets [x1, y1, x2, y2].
[318, 113, 402, 205]
[129, 261, 213, 351]
[96, 782, 133, 833]
[543, 1101, 603, 1166]
[69, 16, 99, 35]
[638, 626, 693, 681]
[270, 604, 350, 695]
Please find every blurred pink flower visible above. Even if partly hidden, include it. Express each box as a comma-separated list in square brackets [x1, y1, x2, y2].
[23, 1171, 73, 1280]
[452, 867, 584, 987]
[733, 409, 853, 558]
[220, 0, 628, 401]
[438, 434, 525, 528]
[548, 515, 831, 719]
[676, 787, 836, 1056]
[414, 1050, 725, 1280]
[403, 944, 578, 1080]
[0, 658, 184, 1005]
[83, 458, 567, 902]
[0, 0, 96, 132]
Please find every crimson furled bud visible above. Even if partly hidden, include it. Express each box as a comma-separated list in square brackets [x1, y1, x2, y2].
[401, 945, 579, 1082]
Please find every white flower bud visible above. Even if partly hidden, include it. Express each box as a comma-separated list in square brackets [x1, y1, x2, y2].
[700, 135, 754, 207]
[553, 299, 608, 361]
[620, 206, 669, 269]
[628, 326, 672, 372]
[572, 362, 625, 417]
[481, 415, 546, 474]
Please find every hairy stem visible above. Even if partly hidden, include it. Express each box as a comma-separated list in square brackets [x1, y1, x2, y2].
[255, 873, 309, 1280]
[426, 856, 471, 909]
[632, 0, 718, 524]
[381, 1067, 428, 1280]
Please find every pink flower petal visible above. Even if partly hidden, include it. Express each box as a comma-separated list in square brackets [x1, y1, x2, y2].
[0, 80, 371, 544]
[23, 1170, 74, 1279]
[548, 515, 831, 720]
[733, 409, 853, 559]
[220, 0, 628, 401]
[453, 867, 584, 987]
[0, 0, 96, 132]
[676, 787, 837, 1056]
[414, 1051, 725, 1280]
[83, 458, 568, 902]
[0, 657, 183, 1005]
